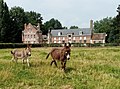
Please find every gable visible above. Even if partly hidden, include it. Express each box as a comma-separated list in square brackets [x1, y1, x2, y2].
[92, 33, 106, 40]
[23, 23, 41, 33]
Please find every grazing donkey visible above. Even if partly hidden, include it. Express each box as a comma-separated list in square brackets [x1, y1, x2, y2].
[46, 43, 71, 71]
[11, 44, 32, 67]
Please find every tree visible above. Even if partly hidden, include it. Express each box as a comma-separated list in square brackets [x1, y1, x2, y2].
[9, 6, 26, 43]
[108, 5, 120, 44]
[25, 11, 43, 26]
[94, 17, 113, 42]
[43, 18, 63, 35]
[0, 0, 11, 42]
[70, 26, 79, 29]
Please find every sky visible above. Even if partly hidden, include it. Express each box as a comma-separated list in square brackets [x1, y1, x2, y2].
[4, 0, 120, 28]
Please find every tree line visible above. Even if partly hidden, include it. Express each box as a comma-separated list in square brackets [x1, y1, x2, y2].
[0, 0, 63, 43]
[0, 0, 120, 44]
[94, 5, 120, 44]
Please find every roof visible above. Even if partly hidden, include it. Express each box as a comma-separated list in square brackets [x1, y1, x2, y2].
[51, 28, 92, 36]
[92, 33, 106, 40]
[23, 23, 42, 33]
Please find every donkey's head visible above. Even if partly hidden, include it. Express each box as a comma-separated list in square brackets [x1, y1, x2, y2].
[25, 44, 32, 56]
[63, 43, 71, 60]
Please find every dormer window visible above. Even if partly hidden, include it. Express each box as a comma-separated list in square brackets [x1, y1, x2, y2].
[79, 31, 83, 35]
[58, 32, 62, 36]
[68, 34, 71, 37]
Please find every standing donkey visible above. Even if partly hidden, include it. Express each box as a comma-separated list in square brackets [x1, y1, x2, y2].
[11, 44, 32, 67]
[46, 43, 71, 71]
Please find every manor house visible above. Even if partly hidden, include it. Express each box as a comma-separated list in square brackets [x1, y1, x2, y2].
[47, 20, 107, 44]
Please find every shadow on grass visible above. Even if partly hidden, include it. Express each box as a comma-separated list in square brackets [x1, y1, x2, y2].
[30, 61, 46, 68]
[65, 67, 76, 73]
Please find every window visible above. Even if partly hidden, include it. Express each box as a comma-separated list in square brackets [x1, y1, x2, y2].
[54, 37, 56, 40]
[84, 37, 86, 40]
[84, 40, 86, 43]
[58, 41, 61, 43]
[28, 35, 29, 38]
[58, 37, 60, 40]
[54, 41, 56, 43]
[58, 32, 62, 36]
[62, 40, 65, 43]
[80, 37, 82, 40]
[73, 40, 76, 43]
[99, 41, 101, 43]
[80, 40, 82, 43]
[73, 37, 75, 40]
[68, 34, 71, 37]
[79, 31, 83, 35]
[34, 35, 36, 38]
[63, 37, 65, 40]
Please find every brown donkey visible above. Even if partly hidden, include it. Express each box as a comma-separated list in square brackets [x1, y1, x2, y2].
[11, 44, 32, 67]
[46, 43, 71, 71]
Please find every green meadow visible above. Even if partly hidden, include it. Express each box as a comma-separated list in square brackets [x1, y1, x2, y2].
[0, 47, 120, 89]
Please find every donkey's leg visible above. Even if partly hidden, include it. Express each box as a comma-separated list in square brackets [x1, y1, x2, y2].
[63, 61, 67, 70]
[50, 59, 57, 67]
[61, 61, 64, 69]
[11, 56, 16, 62]
[27, 58, 30, 67]
[22, 58, 25, 64]
[53, 60, 57, 67]
[61, 61, 66, 71]
[13, 57, 18, 63]
[11, 57, 14, 62]
[50, 59, 54, 66]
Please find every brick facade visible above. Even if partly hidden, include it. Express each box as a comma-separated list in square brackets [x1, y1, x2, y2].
[22, 23, 43, 44]
[47, 20, 106, 44]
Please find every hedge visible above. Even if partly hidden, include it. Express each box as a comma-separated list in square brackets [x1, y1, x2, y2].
[0, 43, 119, 49]
[0, 43, 62, 49]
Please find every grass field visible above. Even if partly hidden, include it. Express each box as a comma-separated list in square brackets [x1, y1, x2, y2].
[0, 47, 120, 89]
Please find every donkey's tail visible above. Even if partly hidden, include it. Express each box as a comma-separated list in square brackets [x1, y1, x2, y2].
[46, 52, 50, 59]
[11, 51, 14, 54]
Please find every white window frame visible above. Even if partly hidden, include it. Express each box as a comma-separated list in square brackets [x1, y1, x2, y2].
[80, 37, 82, 40]
[73, 37, 75, 40]
[58, 37, 61, 40]
[54, 37, 56, 40]
[79, 31, 83, 35]
[63, 37, 65, 40]
[84, 37, 86, 40]
[54, 41, 56, 43]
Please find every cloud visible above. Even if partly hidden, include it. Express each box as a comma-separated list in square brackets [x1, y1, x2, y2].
[4, 0, 120, 28]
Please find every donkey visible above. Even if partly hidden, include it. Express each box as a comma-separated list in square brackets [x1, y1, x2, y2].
[11, 44, 32, 67]
[46, 43, 71, 71]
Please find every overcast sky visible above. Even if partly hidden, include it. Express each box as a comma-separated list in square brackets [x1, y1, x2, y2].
[4, 0, 119, 28]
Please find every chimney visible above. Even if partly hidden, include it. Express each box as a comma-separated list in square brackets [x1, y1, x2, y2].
[90, 20, 93, 29]
[24, 23, 27, 30]
[37, 23, 40, 30]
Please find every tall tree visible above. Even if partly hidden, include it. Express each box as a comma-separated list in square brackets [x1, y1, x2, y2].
[108, 5, 120, 43]
[94, 17, 113, 42]
[43, 18, 63, 35]
[0, 0, 11, 42]
[25, 11, 43, 35]
[9, 6, 26, 43]
[25, 11, 43, 26]
[70, 26, 79, 29]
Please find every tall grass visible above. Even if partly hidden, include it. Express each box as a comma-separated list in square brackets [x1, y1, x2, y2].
[0, 47, 120, 89]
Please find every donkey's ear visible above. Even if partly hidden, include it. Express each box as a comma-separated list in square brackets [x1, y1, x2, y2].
[68, 42, 71, 47]
[27, 44, 32, 47]
[27, 44, 29, 47]
[29, 44, 32, 47]
[64, 43, 67, 47]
